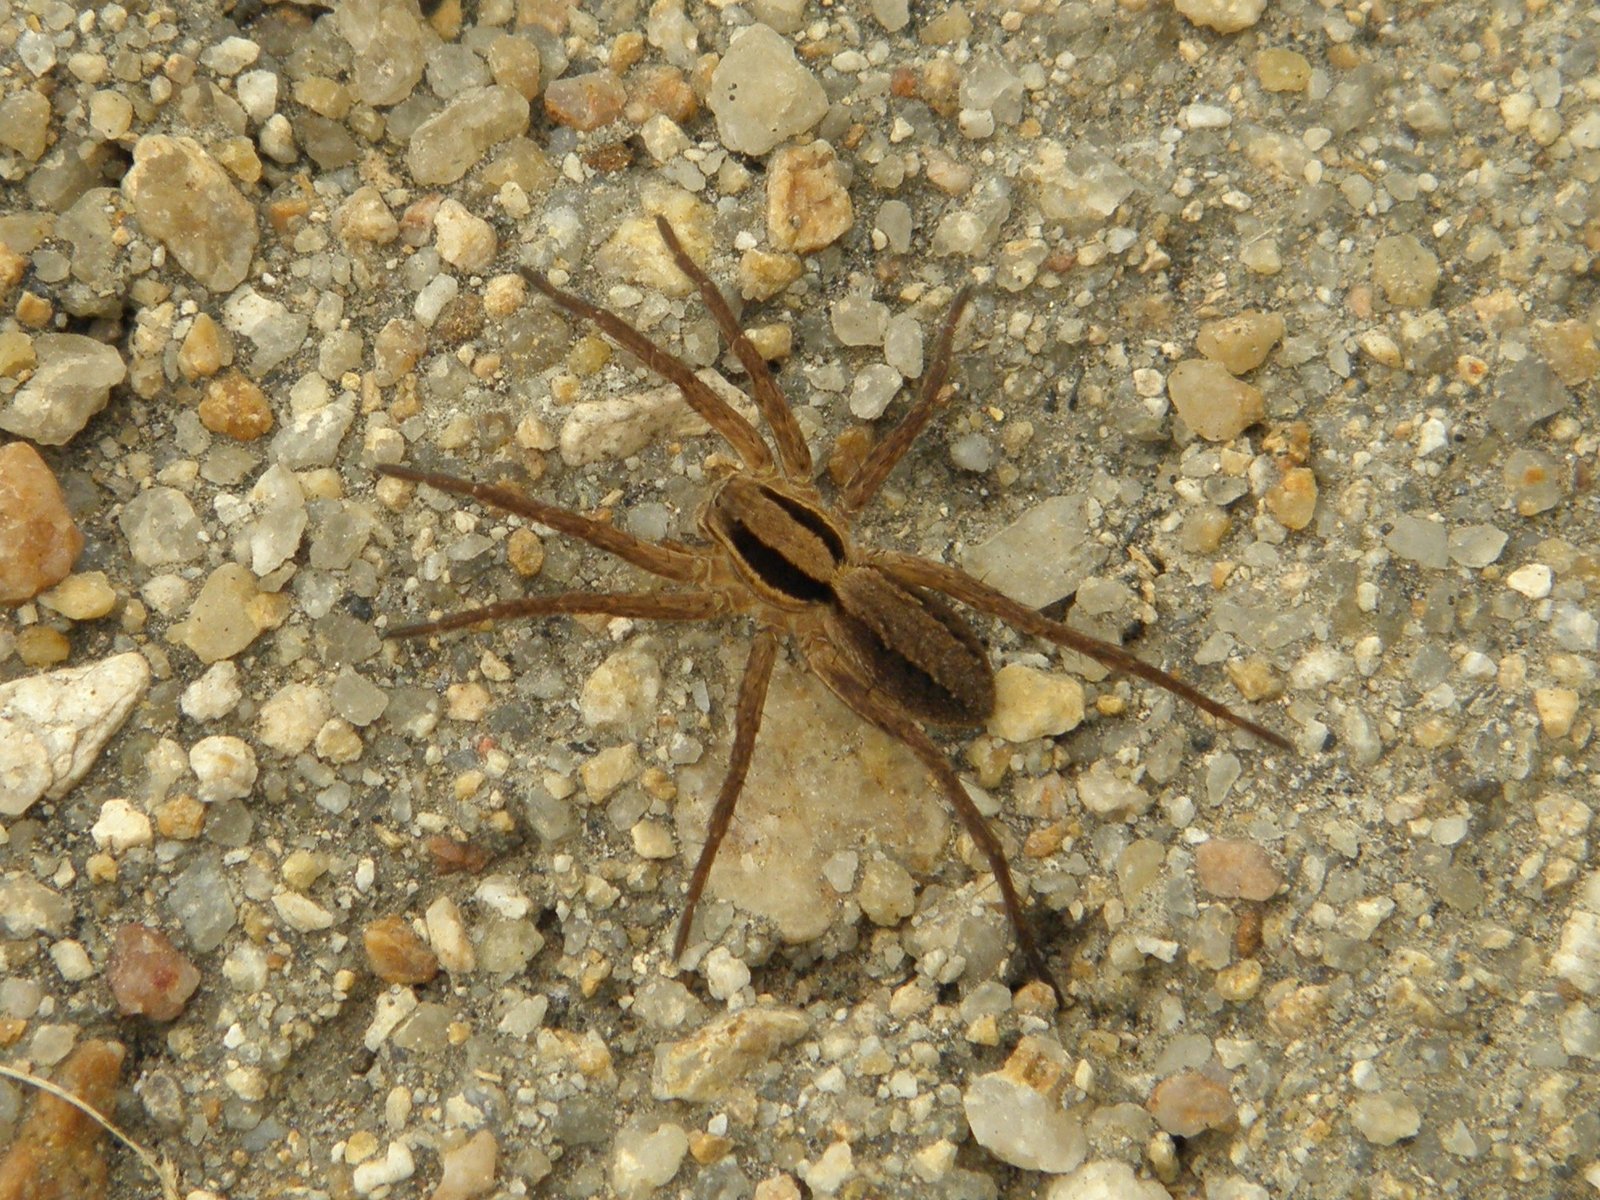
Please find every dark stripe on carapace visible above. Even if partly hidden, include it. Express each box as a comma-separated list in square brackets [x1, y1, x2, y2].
[729, 525, 834, 604]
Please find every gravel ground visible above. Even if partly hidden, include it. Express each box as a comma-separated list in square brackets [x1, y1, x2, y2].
[1, 0, 1598, 1198]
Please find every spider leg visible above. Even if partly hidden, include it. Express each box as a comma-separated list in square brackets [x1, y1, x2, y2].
[873, 551, 1294, 752]
[521, 268, 776, 473]
[383, 590, 727, 641]
[674, 629, 778, 960]
[839, 288, 972, 515]
[802, 636, 1064, 1001]
[655, 216, 814, 481]
[378, 464, 707, 583]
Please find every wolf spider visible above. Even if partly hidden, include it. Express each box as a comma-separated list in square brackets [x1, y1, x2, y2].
[378, 216, 1290, 994]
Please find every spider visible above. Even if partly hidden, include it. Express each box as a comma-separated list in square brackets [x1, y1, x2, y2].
[378, 216, 1291, 994]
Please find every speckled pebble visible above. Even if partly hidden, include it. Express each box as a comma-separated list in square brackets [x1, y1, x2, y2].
[1372, 234, 1441, 308]
[579, 642, 662, 737]
[544, 70, 626, 132]
[106, 923, 200, 1021]
[363, 915, 440, 985]
[651, 1007, 810, 1102]
[200, 371, 274, 440]
[173, 564, 287, 663]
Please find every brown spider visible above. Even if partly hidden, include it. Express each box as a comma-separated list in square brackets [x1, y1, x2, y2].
[378, 216, 1290, 994]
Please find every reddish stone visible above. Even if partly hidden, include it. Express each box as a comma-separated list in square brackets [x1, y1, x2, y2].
[544, 70, 625, 132]
[0, 1039, 125, 1200]
[106, 923, 201, 1021]
[0, 442, 83, 604]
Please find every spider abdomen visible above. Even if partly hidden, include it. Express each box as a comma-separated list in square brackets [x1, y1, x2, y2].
[828, 569, 995, 728]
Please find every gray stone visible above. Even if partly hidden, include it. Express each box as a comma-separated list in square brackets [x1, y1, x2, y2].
[0, 333, 126, 445]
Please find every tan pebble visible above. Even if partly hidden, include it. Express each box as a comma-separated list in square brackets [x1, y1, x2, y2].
[1255, 47, 1311, 91]
[0, 328, 35, 377]
[15, 290, 52, 327]
[200, 370, 274, 440]
[1215, 958, 1263, 1001]
[1147, 1071, 1236, 1137]
[1267, 982, 1330, 1037]
[15, 625, 71, 667]
[336, 185, 399, 244]
[1195, 311, 1284, 374]
[595, 196, 714, 296]
[1532, 318, 1600, 386]
[1266, 466, 1318, 530]
[292, 76, 351, 119]
[964, 1013, 999, 1046]
[0, 442, 84, 603]
[39, 571, 117, 620]
[446, 682, 491, 721]
[544, 70, 625, 131]
[178, 313, 231, 378]
[425, 895, 476, 975]
[1533, 687, 1579, 738]
[507, 527, 544, 576]
[315, 717, 363, 763]
[363, 915, 440, 985]
[688, 1132, 733, 1166]
[1357, 329, 1403, 368]
[625, 65, 698, 126]
[745, 323, 792, 362]
[738, 249, 804, 302]
[431, 1129, 498, 1200]
[767, 140, 853, 254]
[1411, 714, 1456, 748]
[1167, 359, 1265, 441]
[1224, 655, 1283, 703]
[0, 244, 27, 295]
[1194, 838, 1282, 900]
[487, 34, 542, 100]
[581, 744, 641, 800]
[1180, 505, 1230, 553]
[987, 663, 1085, 742]
[858, 857, 917, 926]
[1012, 980, 1058, 1017]
[434, 198, 497, 272]
[155, 795, 206, 839]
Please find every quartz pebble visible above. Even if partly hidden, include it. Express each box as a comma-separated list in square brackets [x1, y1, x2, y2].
[1167, 359, 1265, 441]
[200, 371, 274, 440]
[1265, 467, 1318, 530]
[258, 682, 333, 754]
[767, 140, 853, 253]
[579, 642, 663, 737]
[430, 1130, 498, 1200]
[38, 572, 115, 621]
[1372, 234, 1441, 308]
[1195, 311, 1285, 374]
[91, 798, 153, 853]
[408, 85, 531, 185]
[1075, 761, 1151, 819]
[961, 495, 1100, 610]
[1027, 141, 1135, 232]
[434, 199, 497, 272]
[0, 334, 126, 445]
[173, 564, 287, 662]
[119, 486, 205, 566]
[122, 135, 258, 291]
[106, 924, 201, 1020]
[0, 443, 83, 603]
[0, 652, 151, 817]
[1045, 1160, 1169, 1200]
[963, 1035, 1087, 1173]
[708, 25, 828, 156]
[611, 1122, 689, 1199]
[651, 1006, 810, 1101]
[1175, 0, 1267, 33]
[544, 70, 626, 132]
[1350, 1091, 1422, 1145]
[560, 377, 744, 466]
[189, 735, 258, 803]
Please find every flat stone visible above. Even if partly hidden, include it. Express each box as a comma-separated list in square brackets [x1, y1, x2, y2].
[121, 135, 257, 291]
[963, 1035, 1086, 1173]
[0, 652, 150, 816]
[407, 85, 531, 186]
[1195, 838, 1282, 900]
[960, 494, 1102, 610]
[987, 664, 1085, 742]
[172, 563, 288, 663]
[0, 443, 83, 602]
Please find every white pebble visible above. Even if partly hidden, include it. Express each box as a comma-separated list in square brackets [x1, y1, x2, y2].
[91, 798, 153, 852]
[189, 735, 258, 803]
[1505, 563, 1552, 599]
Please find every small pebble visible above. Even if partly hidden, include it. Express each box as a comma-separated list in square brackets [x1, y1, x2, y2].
[189, 735, 258, 803]
[963, 1035, 1086, 1173]
[425, 896, 476, 975]
[1194, 838, 1282, 901]
[1175, 0, 1267, 33]
[1147, 1071, 1236, 1137]
[1167, 360, 1265, 441]
[611, 1122, 689, 1199]
[200, 371, 274, 440]
[708, 24, 828, 156]
[0, 443, 84, 603]
[987, 664, 1085, 742]
[122, 134, 258, 291]
[1195, 311, 1285, 374]
[1266, 467, 1318, 530]
[106, 924, 201, 1020]
[651, 1007, 810, 1101]
[767, 140, 853, 254]
[0, 334, 126, 445]
[363, 915, 440, 985]
[91, 798, 153, 853]
[431, 1130, 498, 1200]
[1350, 1091, 1422, 1146]
[1372, 234, 1440, 308]
[1505, 563, 1552, 599]
[544, 70, 626, 132]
